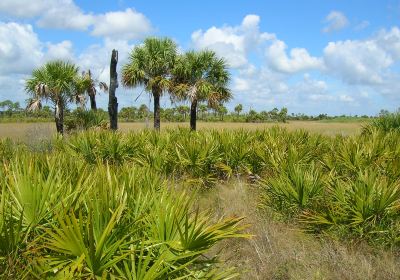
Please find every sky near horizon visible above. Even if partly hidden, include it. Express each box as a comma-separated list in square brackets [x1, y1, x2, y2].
[0, 0, 399, 115]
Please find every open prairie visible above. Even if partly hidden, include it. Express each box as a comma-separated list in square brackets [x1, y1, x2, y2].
[0, 120, 364, 141]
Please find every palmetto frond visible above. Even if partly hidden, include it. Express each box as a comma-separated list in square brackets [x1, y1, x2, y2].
[25, 60, 79, 104]
[99, 81, 109, 92]
[26, 98, 42, 112]
[171, 50, 231, 104]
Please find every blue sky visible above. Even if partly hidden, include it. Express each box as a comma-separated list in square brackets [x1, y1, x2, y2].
[1, 0, 399, 115]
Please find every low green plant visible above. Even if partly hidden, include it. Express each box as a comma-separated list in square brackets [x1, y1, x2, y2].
[64, 109, 108, 131]
[363, 112, 400, 134]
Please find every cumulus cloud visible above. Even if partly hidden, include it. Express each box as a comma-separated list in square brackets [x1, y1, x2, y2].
[0, 0, 51, 18]
[0, 0, 153, 39]
[91, 8, 152, 40]
[191, 14, 275, 68]
[45, 41, 74, 61]
[297, 74, 328, 95]
[323, 27, 400, 85]
[322, 11, 349, 33]
[0, 0, 94, 30]
[265, 40, 324, 73]
[0, 22, 43, 75]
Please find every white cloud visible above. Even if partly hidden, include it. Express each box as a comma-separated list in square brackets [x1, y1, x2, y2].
[78, 38, 135, 83]
[0, 0, 94, 31]
[323, 28, 400, 85]
[0, 0, 153, 39]
[232, 77, 250, 92]
[191, 14, 275, 68]
[323, 11, 349, 33]
[91, 8, 153, 40]
[297, 74, 328, 94]
[45, 41, 74, 61]
[0, 0, 51, 18]
[36, 0, 94, 30]
[265, 40, 323, 73]
[0, 22, 43, 75]
[375, 27, 400, 60]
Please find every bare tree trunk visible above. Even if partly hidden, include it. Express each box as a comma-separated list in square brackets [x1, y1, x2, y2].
[108, 49, 118, 130]
[153, 89, 161, 131]
[190, 99, 197, 131]
[55, 100, 64, 135]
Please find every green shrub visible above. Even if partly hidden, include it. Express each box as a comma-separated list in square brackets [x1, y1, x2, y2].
[363, 112, 400, 134]
[64, 109, 108, 131]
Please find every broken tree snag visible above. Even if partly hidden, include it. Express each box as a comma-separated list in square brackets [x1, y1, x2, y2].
[108, 49, 119, 130]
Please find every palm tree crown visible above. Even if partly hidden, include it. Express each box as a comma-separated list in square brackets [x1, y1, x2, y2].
[25, 60, 79, 134]
[122, 37, 177, 130]
[172, 50, 231, 130]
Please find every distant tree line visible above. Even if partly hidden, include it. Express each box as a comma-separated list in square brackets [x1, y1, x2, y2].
[0, 99, 378, 124]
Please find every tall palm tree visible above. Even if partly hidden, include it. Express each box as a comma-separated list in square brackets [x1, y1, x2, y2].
[122, 37, 177, 130]
[172, 50, 231, 131]
[25, 60, 79, 135]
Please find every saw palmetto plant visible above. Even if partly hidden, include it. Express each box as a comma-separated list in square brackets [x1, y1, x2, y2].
[1, 121, 400, 278]
[0, 142, 248, 279]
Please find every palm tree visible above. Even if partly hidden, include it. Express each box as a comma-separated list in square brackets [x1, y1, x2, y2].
[25, 60, 79, 135]
[234, 104, 243, 116]
[172, 50, 231, 131]
[177, 105, 190, 120]
[122, 37, 177, 130]
[199, 104, 208, 120]
[81, 70, 108, 111]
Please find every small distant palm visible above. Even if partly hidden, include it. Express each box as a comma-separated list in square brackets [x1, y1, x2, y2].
[122, 37, 177, 130]
[73, 70, 108, 110]
[25, 60, 79, 135]
[172, 50, 231, 130]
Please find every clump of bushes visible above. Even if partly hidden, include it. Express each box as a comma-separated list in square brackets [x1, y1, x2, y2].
[64, 109, 108, 131]
[1, 126, 399, 279]
[0, 152, 246, 279]
[363, 112, 400, 134]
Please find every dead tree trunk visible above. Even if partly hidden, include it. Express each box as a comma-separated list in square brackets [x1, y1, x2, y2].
[108, 49, 118, 130]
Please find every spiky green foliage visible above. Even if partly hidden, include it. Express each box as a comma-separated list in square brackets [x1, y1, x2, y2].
[363, 112, 400, 134]
[0, 140, 247, 279]
[1, 125, 400, 279]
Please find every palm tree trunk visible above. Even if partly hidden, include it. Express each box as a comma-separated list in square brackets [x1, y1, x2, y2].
[190, 99, 197, 131]
[55, 100, 64, 135]
[89, 91, 97, 111]
[153, 89, 161, 131]
[108, 49, 118, 130]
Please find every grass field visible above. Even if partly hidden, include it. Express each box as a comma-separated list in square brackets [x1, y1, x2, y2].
[0, 121, 365, 141]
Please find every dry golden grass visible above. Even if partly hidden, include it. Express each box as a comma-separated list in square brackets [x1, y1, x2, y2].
[0, 122, 54, 142]
[0, 121, 363, 141]
[196, 180, 400, 280]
